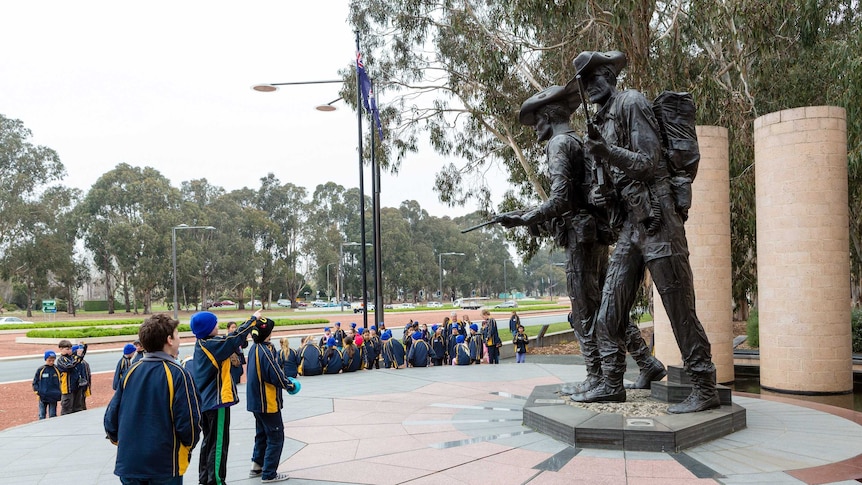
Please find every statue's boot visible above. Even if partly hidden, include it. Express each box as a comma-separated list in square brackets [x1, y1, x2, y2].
[624, 356, 667, 389]
[667, 370, 720, 414]
[560, 374, 601, 396]
[571, 374, 626, 403]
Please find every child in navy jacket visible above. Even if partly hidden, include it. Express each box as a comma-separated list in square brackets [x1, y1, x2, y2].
[104, 313, 201, 482]
[33, 351, 61, 419]
[246, 318, 294, 483]
[191, 310, 260, 485]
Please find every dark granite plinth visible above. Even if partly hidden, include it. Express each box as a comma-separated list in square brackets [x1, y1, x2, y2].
[523, 383, 747, 452]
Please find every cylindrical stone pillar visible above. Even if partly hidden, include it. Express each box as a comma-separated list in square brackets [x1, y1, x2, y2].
[754, 106, 851, 394]
[653, 126, 734, 383]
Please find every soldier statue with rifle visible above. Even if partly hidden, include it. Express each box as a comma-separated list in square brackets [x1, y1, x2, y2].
[488, 78, 665, 396]
[569, 50, 718, 413]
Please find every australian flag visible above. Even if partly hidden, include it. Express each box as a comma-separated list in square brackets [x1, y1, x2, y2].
[356, 49, 384, 141]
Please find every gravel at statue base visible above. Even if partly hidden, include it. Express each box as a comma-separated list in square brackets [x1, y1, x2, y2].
[562, 389, 668, 416]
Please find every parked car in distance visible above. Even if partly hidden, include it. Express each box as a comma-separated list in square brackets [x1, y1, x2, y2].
[0, 317, 33, 325]
[246, 299, 262, 307]
[311, 300, 328, 307]
[276, 299, 292, 307]
[209, 299, 236, 308]
[494, 300, 518, 309]
[400, 302, 416, 309]
[427, 301, 443, 308]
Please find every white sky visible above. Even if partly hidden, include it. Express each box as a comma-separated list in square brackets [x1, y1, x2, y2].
[0, 1, 508, 218]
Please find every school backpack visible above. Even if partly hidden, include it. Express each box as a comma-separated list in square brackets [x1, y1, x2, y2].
[652, 91, 700, 219]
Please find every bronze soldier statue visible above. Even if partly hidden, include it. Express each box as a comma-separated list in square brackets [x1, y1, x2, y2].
[499, 83, 665, 396]
[571, 50, 718, 413]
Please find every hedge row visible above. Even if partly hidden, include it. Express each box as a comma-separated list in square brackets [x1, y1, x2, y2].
[25, 317, 329, 339]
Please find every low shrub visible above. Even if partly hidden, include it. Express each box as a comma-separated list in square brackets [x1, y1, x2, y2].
[852, 309, 862, 353]
[746, 310, 759, 348]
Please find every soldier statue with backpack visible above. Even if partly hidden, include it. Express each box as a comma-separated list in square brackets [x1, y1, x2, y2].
[567, 50, 718, 413]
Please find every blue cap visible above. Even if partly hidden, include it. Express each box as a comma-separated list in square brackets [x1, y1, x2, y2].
[381, 330, 392, 341]
[71, 345, 81, 352]
[371, 325, 377, 331]
[350, 322, 356, 328]
[335, 322, 341, 326]
[44, 350, 56, 360]
[123, 343, 136, 355]
[327, 337, 337, 347]
[357, 327, 365, 334]
[324, 327, 331, 332]
[456, 335, 465, 343]
[470, 324, 478, 332]
[412, 331, 423, 340]
[190, 311, 218, 339]
[432, 324, 439, 332]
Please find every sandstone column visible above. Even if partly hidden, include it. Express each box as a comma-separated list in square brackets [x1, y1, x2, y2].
[653, 126, 734, 383]
[754, 106, 851, 394]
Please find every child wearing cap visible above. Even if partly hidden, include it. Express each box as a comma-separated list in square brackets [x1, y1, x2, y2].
[360, 328, 375, 370]
[481, 309, 502, 364]
[112, 343, 137, 391]
[453, 335, 472, 365]
[318, 327, 332, 348]
[468, 324, 484, 364]
[333, 322, 346, 350]
[298, 335, 323, 376]
[381, 330, 406, 369]
[191, 309, 262, 485]
[105, 313, 201, 483]
[407, 330, 431, 367]
[322, 337, 344, 374]
[246, 315, 294, 483]
[32, 351, 61, 419]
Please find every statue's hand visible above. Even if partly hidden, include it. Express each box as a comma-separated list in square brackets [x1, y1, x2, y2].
[585, 130, 610, 160]
[498, 212, 526, 228]
[589, 186, 609, 207]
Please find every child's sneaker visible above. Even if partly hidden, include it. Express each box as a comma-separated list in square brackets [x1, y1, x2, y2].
[261, 472, 290, 483]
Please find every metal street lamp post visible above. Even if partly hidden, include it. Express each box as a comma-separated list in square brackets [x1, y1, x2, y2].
[172, 224, 216, 320]
[438, 252, 465, 304]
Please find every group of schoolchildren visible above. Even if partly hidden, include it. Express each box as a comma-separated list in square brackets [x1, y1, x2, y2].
[32, 339, 98, 420]
[281, 309, 527, 375]
[101, 310, 296, 484]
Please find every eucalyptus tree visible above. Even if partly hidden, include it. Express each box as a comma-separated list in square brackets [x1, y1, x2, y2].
[0, 186, 80, 316]
[79, 163, 182, 314]
[0, 114, 65, 252]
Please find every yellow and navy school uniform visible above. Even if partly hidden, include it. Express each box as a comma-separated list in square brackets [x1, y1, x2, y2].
[33, 364, 61, 402]
[191, 315, 258, 485]
[455, 343, 472, 365]
[55, 353, 82, 395]
[431, 335, 446, 365]
[383, 338, 406, 369]
[342, 345, 363, 372]
[113, 355, 133, 391]
[407, 339, 431, 367]
[246, 342, 290, 414]
[277, 346, 300, 378]
[298, 343, 323, 376]
[322, 346, 344, 374]
[104, 351, 202, 480]
[468, 333, 483, 363]
[192, 315, 257, 411]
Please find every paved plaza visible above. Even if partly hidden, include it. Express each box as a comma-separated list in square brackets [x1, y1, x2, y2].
[2, 360, 862, 484]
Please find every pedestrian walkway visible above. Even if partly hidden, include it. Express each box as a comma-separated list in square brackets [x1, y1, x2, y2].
[1, 361, 861, 484]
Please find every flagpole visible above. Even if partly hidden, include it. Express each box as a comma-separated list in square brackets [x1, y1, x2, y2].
[371, 79, 383, 327]
[355, 30, 369, 329]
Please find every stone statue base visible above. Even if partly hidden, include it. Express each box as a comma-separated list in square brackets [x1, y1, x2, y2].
[523, 367, 746, 452]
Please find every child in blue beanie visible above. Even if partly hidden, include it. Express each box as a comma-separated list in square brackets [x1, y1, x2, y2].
[322, 337, 343, 374]
[191, 309, 263, 485]
[33, 351, 61, 419]
[112, 343, 137, 391]
[382, 330, 406, 369]
[407, 330, 431, 367]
